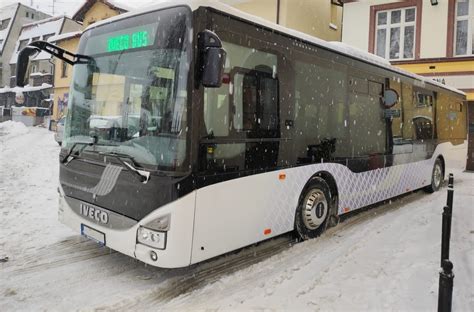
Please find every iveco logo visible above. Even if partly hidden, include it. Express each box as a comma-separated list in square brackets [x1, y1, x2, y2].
[80, 203, 109, 224]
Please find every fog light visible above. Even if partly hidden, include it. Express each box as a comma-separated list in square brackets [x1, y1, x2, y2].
[137, 227, 166, 249]
[150, 251, 158, 261]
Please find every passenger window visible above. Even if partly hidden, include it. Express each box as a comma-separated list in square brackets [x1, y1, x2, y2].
[293, 57, 347, 162]
[233, 67, 279, 137]
[413, 117, 433, 140]
[389, 81, 414, 153]
[203, 41, 278, 138]
[348, 76, 386, 156]
[201, 40, 280, 172]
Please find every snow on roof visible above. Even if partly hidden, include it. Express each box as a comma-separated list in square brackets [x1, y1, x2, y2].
[9, 16, 65, 64]
[48, 31, 82, 43]
[30, 72, 51, 77]
[83, 0, 465, 97]
[22, 15, 66, 28]
[0, 83, 53, 94]
[0, 3, 19, 53]
[72, 0, 134, 22]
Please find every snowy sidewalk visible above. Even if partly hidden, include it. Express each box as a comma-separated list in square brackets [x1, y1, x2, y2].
[0, 123, 473, 311]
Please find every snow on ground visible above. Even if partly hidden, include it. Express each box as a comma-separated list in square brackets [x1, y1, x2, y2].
[0, 122, 473, 311]
[0, 121, 29, 141]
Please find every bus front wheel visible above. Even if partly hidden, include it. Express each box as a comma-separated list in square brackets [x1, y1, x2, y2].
[295, 177, 331, 240]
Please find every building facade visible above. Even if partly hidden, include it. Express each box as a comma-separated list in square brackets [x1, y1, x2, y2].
[342, 0, 474, 102]
[9, 16, 81, 88]
[50, 0, 131, 121]
[0, 3, 50, 89]
[49, 32, 81, 121]
[224, 0, 343, 41]
[0, 15, 81, 115]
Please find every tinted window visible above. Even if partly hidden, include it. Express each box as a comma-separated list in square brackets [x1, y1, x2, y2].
[293, 56, 348, 162]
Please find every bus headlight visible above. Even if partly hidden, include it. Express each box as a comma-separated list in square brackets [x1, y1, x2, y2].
[137, 227, 166, 250]
[144, 214, 171, 231]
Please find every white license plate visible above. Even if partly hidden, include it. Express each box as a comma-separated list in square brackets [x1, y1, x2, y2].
[81, 224, 106, 246]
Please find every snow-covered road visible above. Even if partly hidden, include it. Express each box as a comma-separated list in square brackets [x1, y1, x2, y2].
[0, 123, 473, 311]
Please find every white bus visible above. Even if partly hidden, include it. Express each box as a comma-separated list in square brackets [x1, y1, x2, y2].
[16, 0, 467, 268]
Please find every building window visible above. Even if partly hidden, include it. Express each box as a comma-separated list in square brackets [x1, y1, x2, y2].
[375, 7, 416, 60]
[43, 33, 54, 42]
[61, 61, 67, 78]
[26, 12, 29, 18]
[31, 62, 37, 74]
[454, 0, 474, 56]
[0, 18, 11, 31]
[18, 39, 28, 51]
[32, 13, 35, 19]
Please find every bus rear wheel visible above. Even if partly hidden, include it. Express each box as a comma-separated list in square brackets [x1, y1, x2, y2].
[424, 158, 444, 193]
[295, 177, 331, 240]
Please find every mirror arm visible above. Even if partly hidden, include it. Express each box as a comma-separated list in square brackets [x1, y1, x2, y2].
[28, 40, 92, 65]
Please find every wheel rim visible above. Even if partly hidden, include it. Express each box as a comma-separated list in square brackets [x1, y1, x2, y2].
[433, 164, 442, 188]
[302, 189, 328, 230]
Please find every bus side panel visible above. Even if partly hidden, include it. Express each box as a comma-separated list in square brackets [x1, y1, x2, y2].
[191, 173, 272, 264]
[190, 145, 461, 264]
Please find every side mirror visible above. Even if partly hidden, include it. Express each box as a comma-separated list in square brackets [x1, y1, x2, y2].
[383, 89, 399, 108]
[202, 47, 226, 88]
[198, 30, 226, 88]
[16, 46, 40, 87]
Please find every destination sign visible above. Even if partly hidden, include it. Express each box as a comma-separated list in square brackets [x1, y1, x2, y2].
[107, 31, 149, 52]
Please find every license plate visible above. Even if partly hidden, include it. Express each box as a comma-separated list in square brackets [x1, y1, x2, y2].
[81, 224, 106, 246]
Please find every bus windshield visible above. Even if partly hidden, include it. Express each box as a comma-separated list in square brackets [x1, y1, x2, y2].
[64, 7, 192, 171]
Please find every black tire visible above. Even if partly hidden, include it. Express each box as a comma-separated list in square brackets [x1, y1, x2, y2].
[295, 177, 332, 240]
[424, 158, 444, 193]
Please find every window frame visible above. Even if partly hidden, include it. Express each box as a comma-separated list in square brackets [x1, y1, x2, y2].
[375, 6, 417, 60]
[0, 18, 11, 31]
[369, 0, 422, 61]
[61, 60, 68, 78]
[453, 0, 474, 56]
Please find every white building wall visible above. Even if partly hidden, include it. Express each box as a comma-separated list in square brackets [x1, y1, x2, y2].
[419, 0, 449, 58]
[342, 1, 371, 50]
[342, 0, 450, 59]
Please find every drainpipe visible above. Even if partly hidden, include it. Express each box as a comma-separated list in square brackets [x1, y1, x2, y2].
[276, 0, 280, 24]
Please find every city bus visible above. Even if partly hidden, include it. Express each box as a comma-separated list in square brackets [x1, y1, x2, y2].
[16, 0, 467, 268]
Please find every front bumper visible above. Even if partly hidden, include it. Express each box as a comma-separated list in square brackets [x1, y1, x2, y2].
[58, 187, 196, 268]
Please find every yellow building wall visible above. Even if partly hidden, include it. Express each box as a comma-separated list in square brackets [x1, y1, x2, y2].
[52, 2, 124, 120]
[83, 2, 123, 28]
[233, 0, 278, 24]
[52, 36, 80, 120]
[233, 0, 342, 41]
[395, 61, 474, 101]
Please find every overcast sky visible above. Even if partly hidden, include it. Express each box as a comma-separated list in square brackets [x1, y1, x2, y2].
[2, 0, 158, 17]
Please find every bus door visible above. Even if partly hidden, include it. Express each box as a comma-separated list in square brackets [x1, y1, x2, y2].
[231, 66, 279, 170]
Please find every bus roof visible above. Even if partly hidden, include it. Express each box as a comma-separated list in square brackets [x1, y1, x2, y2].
[85, 0, 465, 97]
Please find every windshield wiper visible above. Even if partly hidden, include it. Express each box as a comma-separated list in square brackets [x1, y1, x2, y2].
[61, 141, 94, 165]
[96, 151, 150, 184]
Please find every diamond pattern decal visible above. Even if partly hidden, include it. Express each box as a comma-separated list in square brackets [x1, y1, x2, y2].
[263, 157, 434, 235]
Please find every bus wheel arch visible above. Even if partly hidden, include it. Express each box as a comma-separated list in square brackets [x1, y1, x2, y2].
[294, 172, 339, 240]
[424, 156, 445, 193]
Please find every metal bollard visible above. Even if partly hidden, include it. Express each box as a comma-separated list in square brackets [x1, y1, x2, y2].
[440, 206, 452, 266]
[438, 259, 454, 312]
[446, 174, 454, 211]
